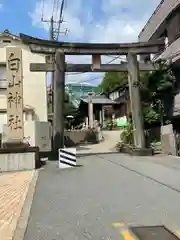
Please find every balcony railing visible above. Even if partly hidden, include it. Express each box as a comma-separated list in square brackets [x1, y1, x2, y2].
[153, 35, 180, 62]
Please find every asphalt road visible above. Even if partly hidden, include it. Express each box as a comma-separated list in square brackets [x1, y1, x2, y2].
[24, 154, 180, 240]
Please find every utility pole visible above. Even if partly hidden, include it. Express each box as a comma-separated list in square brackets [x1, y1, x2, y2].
[50, 16, 55, 115]
[50, 16, 54, 40]
[41, 7, 69, 152]
[49, 16, 67, 150]
[49, 17, 65, 150]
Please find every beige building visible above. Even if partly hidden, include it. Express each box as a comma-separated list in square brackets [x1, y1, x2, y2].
[0, 29, 48, 133]
[139, 0, 180, 63]
[139, 1, 180, 116]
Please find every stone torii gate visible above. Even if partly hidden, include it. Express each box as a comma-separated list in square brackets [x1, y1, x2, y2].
[19, 33, 164, 151]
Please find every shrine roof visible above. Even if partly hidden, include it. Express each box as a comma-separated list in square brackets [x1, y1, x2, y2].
[0, 29, 20, 41]
[80, 94, 118, 105]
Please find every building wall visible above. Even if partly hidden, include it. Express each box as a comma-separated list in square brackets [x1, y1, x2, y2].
[22, 48, 47, 121]
[157, 36, 180, 61]
[139, 0, 180, 41]
[166, 10, 180, 43]
[139, 2, 180, 119]
[0, 39, 48, 133]
[139, 1, 180, 65]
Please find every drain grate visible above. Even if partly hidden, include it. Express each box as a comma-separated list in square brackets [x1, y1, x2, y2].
[130, 225, 179, 240]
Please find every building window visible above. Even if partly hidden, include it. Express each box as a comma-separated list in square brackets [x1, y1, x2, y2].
[0, 67, 7, 89]
[3, 40, 11, 43]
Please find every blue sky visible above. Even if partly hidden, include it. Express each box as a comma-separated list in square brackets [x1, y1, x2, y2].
[0, 0, 160, 85]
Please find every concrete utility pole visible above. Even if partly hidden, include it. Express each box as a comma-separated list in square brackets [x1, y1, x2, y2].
[49, 16, 66, 150]
[49, 15, 68, 151]
[127, 52, 145, 148]
[50, 16, 55, 114]
[50, 16, 54, 40]
[53, 53, 65, 150]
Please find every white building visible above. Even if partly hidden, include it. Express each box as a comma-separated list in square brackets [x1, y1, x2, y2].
[0, 29, 48, 133]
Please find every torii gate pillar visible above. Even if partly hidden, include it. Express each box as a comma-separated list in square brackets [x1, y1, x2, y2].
[53, 52, 65, 150]
[127, 52, 145, 148]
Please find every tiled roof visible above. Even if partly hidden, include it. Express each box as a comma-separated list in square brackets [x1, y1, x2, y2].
[80, 95, 117, 105]
[0, 29, 20, 41]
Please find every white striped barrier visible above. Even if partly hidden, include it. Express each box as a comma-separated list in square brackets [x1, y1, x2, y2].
[58, 148, 76, 169]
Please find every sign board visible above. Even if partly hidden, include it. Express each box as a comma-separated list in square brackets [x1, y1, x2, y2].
[59, 148, 76, 169]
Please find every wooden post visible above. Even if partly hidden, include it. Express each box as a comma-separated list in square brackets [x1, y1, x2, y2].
[127, 52, 145, 148]
[6, 47, 24, 145]
[99, 108, 102, 125]
[92, 55, 101, 71]
[53, 52, 65, 150]
[88, 93, 93, 128]
[102, 106, 105, 127]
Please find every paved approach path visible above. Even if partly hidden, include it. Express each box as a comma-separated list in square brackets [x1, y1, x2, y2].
[77, 130, 122, 155]
[24, 154, 180, 240]
[0, 170, 35, 240]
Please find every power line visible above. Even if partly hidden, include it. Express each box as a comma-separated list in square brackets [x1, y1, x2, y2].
[52, 0, 57, 18]
[56, 0, 65, 40]
[54, 0, 60, 21]
[78, 75, 102, 84]
[66, 56, 127, 85]
[41, 0, 68, 38]
[66, 55, 125, 76]
[41, 0, 45, 21]
[66, 75, 102, 84]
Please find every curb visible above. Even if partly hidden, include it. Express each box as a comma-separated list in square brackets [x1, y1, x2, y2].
[77, 151, 119, 157]
[13, 170, 39, 240]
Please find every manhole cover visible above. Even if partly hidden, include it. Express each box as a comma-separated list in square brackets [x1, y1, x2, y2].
[130, 225, 179, 240]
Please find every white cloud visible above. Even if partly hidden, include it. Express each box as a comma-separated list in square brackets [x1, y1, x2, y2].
[29, 0, 85, 40]
[30, 0, 160, 85]
[90, 17, 143, 43]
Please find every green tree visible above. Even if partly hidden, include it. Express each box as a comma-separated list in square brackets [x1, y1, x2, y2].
[140, 60, 176, 125]
[99, 60, 176, 126]
[99, 72, 128, 94]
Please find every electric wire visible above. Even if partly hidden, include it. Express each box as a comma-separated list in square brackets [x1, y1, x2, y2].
[54, 0, 60, 22]
[52, 0, 57, 18]
[66, 55, 126, 76]
[56, 0, 65, 40]
[41, 0, 45, 20]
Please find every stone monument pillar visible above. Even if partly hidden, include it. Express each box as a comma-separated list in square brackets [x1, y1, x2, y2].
[161, 124, 177, 156]
[4, 47, 24, 147]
